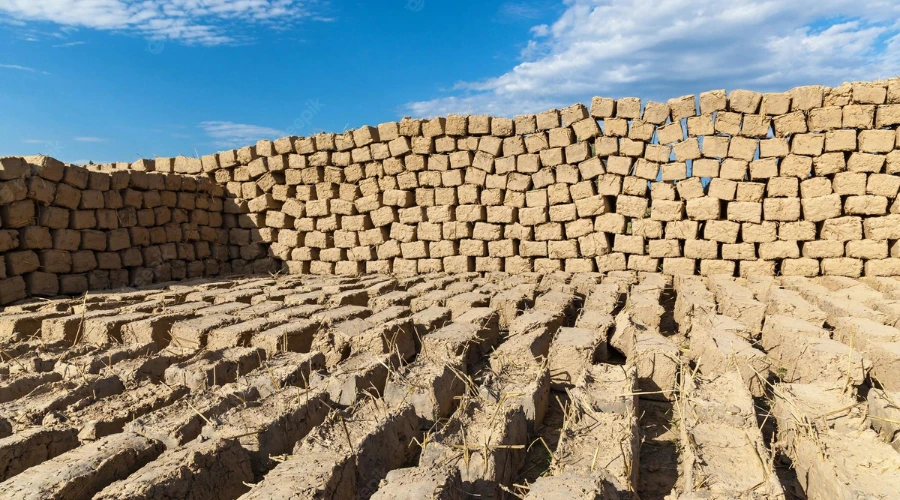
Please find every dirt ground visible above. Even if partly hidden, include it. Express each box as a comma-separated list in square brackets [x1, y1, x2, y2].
[1, 270, 899, 499]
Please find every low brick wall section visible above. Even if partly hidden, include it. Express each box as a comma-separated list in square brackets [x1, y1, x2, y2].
[0, 156, 276, 304]
[3, 79, 900, 302]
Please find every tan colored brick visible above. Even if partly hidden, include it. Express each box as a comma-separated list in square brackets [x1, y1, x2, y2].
[779, 221, 816, 241]
[844, 195, 888, 215]
[685, 197, 720, 220]
[832, 172, 867, 195]
[699, 90, 726, 114]
[727, 201, 762, 223]
[741, 222, 777, 243]
[703, 220, 740, 243]
[821, 216, 863, 241]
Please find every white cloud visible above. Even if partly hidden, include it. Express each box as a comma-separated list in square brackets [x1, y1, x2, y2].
[0, 0, 323, 45]
[0, 63, 35, 71]
[200, 121, 285, 149]
[407, 0, 900, 117]
[52, 40, 86, 47]
[74, 136, 107, 142]
[0, 62, 50, 74]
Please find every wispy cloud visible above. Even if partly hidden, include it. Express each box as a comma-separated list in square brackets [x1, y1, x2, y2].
[22, 138, 48, 144]
[0, 62, 50, 75]
[407, 0, 900, 117]
[74, 136, 107, 143]
[498, 2, 546, 20]
[0, 0, 328, 46]
[1, 63, 34, 71]
[52, 40, 86, 47]
[200, 121, 285, 149]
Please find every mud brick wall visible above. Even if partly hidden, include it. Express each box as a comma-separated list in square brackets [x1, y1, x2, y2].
[5, 79, 900, 301]
[0, 156, 277, 305]
[196, 80, 900, 278]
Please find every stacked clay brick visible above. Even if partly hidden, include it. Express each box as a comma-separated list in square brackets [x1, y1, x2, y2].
[0, 156, 262, 305]
[4, 79, 900, 303]
[197, 80, 900, 278]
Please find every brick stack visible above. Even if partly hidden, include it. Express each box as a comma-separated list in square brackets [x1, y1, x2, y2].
[4, 79, 900, 302]
[0, 156, 253, 305]
[193, 80, 900, 279]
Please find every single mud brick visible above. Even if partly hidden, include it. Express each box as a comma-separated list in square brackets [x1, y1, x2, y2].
[295, 400, 421, 496]
[534, 289, 577, 321]
[250, 318, 320, 355]
[491, 319, 557, 370]
[372, 466, 464, 500]
[126, 387, 254, 448]
[206, 317, 286, 351]
[311, 305, 372, 327]
[629, 276, 669, 322]
[673, 281, 717, 335]
[762, 288, 826, 327]
[384, 357, 466, 425]
[411, 289, 455, 312]
[549, 326, 609, 389]
[0, 310, 68, 343]
[553, 364, 638, 492]
[774, 382, 900, 498]
[95, 437, 253, 500]
[310, 353, 395, 407]
[419, 397, 526, 498]
[456, 305, 502, 345]
[69, 383, 189, 442]
[163, 347, 264, 391]
[337, 316, 417, 362]
[201, 387, 329, 474]
[484, 288, 528, 329]
[445, 291, 491, 318]
[676, 371, 784, 498]
[211, 288, 260, 305]
[524, 473, 618, 499]
[367, 290, 412, 312]
[688, 315, 770, 396]
[0, 426, 80, 483]
[582, 282, 619, 314]
[411, 305, 452, 345]
[120, 312, 194, 347]
[421, 322, 490, 365]
[54, 342, 159, 378]
[816, 294, 887, 324]
[239, 450, 355, 500]
[77, 312, 149, 345]
[40, 311, 115, 344]
[831, 318, 900, 391]
[627, 332, 680, 401]
[868, 388, 900, 451]
[0, 371, 63, 406]
[0, 276, 27, 305]
[761, 316, 868, 385]
[708, 278, 766, 333]
[0, 431, 164, 500]
[239, 351, 324, 398]
[168, 313, 239, 351]
[480, 361, 550, 430]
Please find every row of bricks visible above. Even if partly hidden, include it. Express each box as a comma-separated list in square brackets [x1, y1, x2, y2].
[72, 82, 900, 177]
[268, 236, 900, 262]
[202, 132, 900, 185]
[277, 254, 900, 279]
[220, 169, 900, 231]
[231, 171, 900, 210]
[0, 258, 275, 304]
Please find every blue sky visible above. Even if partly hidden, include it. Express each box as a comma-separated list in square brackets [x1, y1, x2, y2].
[1, 0, 899, 165]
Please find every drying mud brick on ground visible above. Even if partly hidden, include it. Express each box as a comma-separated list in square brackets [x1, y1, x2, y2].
[2, 80, 900, 498]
